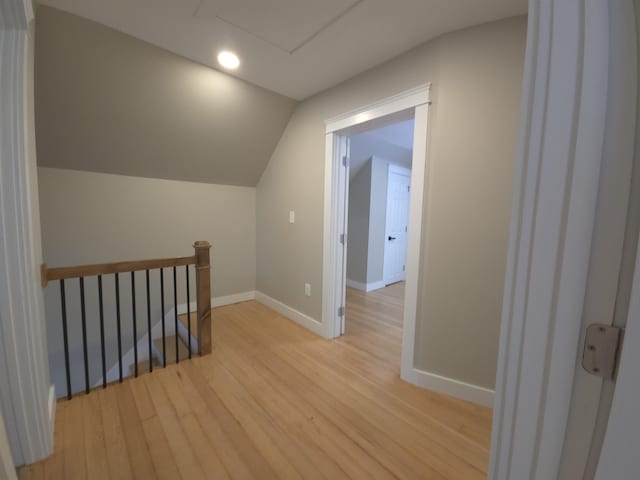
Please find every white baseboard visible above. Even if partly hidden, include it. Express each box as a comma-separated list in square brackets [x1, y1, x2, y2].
[213, 291, 256, 307]
[401, 367, 495, 407]
[254, 291, 326, 338]
[48, 385, 55, 447]
[346, 278, 386, 292]
[176, 291, 256, 315]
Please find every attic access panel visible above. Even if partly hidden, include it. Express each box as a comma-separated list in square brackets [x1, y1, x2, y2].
[195, 0, 360, 53]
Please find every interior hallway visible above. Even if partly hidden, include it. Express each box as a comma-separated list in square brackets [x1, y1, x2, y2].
[19, 294, 492, 480]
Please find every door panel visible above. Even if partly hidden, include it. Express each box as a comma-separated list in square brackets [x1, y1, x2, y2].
[594, 239, 640, 479]
[384, 165, 411, 285]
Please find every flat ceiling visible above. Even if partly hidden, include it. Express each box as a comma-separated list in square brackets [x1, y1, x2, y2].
[38, 0, 527, 99]
[368, 120, 415, 150]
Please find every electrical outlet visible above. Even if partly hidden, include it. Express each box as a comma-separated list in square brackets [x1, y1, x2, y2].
[289, 210, 295, 223]
[305, 283, 311, 296]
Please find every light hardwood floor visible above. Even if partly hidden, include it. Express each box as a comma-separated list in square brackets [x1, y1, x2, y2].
[18, 285, 492, 479]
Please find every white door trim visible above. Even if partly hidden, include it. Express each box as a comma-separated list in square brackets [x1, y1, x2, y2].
[489, 1, 637, 478]
[594, 233, 640, 479]
[322, 85, 431, 386]
[0, 0, 54, 468]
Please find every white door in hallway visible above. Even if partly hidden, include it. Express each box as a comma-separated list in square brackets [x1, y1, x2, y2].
[383, 165, 411, 285]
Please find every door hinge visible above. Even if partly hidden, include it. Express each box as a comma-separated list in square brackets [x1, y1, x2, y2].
[582, 324, 624, 380]
[407, 185, 410, 192]
[338, 306, 345, 317]
[342, 156, 350, 167]
[340, 233, 346, 244]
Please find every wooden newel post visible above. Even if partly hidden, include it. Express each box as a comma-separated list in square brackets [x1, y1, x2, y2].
[194, 241, 212, 355]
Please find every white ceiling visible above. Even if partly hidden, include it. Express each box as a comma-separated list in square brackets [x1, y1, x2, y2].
[38, 0, 527, 100]
[368, 120, 415, 150]
[349, 119, 414, 180]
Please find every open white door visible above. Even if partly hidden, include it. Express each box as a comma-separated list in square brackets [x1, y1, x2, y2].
[383, 165, 411, 285]
[594, 239, 640, 479]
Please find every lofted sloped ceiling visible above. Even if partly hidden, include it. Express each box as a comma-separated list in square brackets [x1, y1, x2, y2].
[35, 6, 297, 186]
[38, 0, 528, 100]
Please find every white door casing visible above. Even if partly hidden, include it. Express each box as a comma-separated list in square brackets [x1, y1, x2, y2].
[0, 0, 55, 468]
[383, 165, 411, 285]
[322, 85, 431, 392]
[490, 1, 639, 479]
[594, 232, 640, 479]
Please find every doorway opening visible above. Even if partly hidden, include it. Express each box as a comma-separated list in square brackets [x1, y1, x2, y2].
[343, 120, 414, 362]
[322, 84, 430, 384]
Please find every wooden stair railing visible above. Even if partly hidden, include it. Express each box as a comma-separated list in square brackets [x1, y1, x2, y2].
[41, 241, 211, 400]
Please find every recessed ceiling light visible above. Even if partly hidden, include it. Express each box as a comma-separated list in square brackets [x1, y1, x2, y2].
[217, 51, 240, 70]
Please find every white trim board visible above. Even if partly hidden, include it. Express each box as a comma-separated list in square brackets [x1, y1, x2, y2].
[255, 291, 325, 338]
[325, 85, 430, 134]
[322, 84, 437, 402]
[345, 279, 385, 292]
[0, 0, 53, 467]
[176, 290, 257, 315]
[403, 368, 495, 408]
[489, 2, 639, 479]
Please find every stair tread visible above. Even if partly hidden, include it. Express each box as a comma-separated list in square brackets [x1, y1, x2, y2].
[178, 312, 199, 339]
[153, 334, 190, 364]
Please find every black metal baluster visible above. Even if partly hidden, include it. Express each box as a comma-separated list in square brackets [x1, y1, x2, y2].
[131, 271, 138, 377]
[79, 277, 90, 394]
[59, 280, 72, 400]
[173, 266, 179, 364]
[115, 273, 123, 382]
[186, 265, 192, 359]
[146, 269, 152, 373]
[98, 275, 106, 389]
[160, 268, 166, 367]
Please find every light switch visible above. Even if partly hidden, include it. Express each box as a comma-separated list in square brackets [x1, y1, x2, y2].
[289, 210, 295, 223]
[305, 283, 311, 296]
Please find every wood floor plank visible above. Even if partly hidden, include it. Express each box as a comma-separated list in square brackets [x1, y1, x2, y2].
[199, 353, 350, 480]
[155, 368, 230, 480]
[144, 373, 207, 480]
[128, 375, 180, 480]
[215, 316, 444, 479]
[173, 362, 256, 480]
[205, 342, 390, 480]
[180, 361, 279, 480]
[82, 393, 109, 480]
[62, 392, 87, 480]
[20, 283, 492, 479]
[97, 388, 134, 480]
[115, 382, 157, 479]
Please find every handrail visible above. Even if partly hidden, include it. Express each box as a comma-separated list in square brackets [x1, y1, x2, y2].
[41, 256, 196, 286]
[41, 241, 212, 399]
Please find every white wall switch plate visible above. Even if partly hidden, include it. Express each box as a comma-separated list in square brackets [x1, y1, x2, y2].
[289, 210, 295, 223]
[304, 283, 311, 296]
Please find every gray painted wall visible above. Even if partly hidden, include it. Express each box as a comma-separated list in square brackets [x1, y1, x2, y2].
[256, 16, 526, 389]
[346, 161, 372, 284]
[38, 167, 256, 395]
[34, 6, 297, 187]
